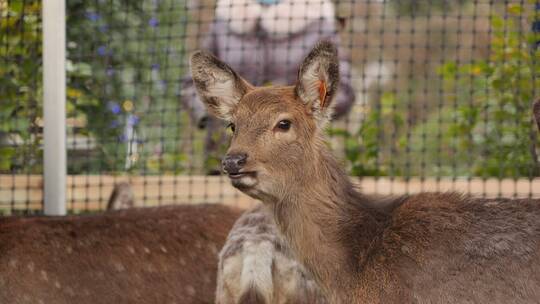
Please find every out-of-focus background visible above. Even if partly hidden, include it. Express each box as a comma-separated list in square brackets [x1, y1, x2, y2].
[1, 0, 539, 215]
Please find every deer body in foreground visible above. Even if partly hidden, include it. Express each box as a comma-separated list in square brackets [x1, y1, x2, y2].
[0, 204, 241, 304]
[191, 41, 540, 303]
[217, 204, 327, 304]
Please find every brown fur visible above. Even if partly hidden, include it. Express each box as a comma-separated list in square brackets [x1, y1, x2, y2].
[0, 204, 242, 304]
[191, 41, 540, 303]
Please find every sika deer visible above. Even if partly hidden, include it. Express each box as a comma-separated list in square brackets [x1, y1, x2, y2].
[191, 41, 540, 303]
[216, 204, 327, 304]
[0, 204, 241, 304]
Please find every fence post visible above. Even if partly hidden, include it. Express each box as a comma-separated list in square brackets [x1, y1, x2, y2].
[43, 0, 66, 216]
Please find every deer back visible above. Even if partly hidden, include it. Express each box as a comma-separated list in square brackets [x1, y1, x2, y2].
[0, 204, 242, 304]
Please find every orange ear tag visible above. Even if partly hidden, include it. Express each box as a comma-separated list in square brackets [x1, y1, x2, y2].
[319, 81, 327, 108]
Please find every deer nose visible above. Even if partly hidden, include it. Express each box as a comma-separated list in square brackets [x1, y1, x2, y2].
[222, 153, 247, 174]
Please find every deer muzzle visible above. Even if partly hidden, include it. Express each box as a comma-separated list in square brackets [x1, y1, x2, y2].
[222, 153, 248, 177]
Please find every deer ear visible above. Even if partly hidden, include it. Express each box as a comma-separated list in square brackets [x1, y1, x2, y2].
[190, 51, 252, 121]
[295, 41, 340, 126]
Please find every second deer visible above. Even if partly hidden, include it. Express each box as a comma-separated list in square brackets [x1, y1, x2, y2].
[191, 41, 540, 303]
[0, 204, 241, 304]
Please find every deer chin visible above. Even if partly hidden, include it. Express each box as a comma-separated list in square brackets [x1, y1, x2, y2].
[229, 172, 258, 190]
[227, 169, 279, 202]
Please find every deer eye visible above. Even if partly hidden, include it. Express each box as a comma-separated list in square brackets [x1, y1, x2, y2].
[227, 123, 235, 133]
[276, 120, 291, 131]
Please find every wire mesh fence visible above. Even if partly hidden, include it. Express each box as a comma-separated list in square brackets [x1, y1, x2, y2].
[1, 0, 43, 214]
[1, 0, 539, 215]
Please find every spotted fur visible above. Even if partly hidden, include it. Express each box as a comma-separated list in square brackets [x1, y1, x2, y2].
[0, 204, 242, 304]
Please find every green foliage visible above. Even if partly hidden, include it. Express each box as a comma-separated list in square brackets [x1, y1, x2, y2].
[66, 0, 190, 174]
[2, 0, 538, 180]
[329, 92, 405, 177]
[0, 0, 42, 173]
[333, 2, 539, 178]
[1, 0, 190, 174]
[434, 3, 540, 177]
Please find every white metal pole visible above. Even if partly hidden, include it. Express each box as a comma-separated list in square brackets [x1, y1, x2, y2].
[43, 0, 66, 216]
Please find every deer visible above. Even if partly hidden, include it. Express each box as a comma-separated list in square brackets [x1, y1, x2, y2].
[0, 204, 242, 304]
[216, 203, 327, 304]
[190, 41, 540, 303]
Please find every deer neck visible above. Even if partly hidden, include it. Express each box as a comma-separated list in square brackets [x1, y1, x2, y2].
[265, 144, 385, 295]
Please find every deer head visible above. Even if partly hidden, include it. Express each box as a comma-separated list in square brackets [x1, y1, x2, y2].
[191, 41, 340, 201]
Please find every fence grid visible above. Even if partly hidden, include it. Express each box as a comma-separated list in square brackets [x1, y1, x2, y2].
[1, 0, 539, 215]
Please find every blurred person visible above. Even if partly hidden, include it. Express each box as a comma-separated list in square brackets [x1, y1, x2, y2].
[181, 0, 356, 174]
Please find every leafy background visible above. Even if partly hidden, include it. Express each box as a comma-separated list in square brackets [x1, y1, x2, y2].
[1, 0, 539, 181]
